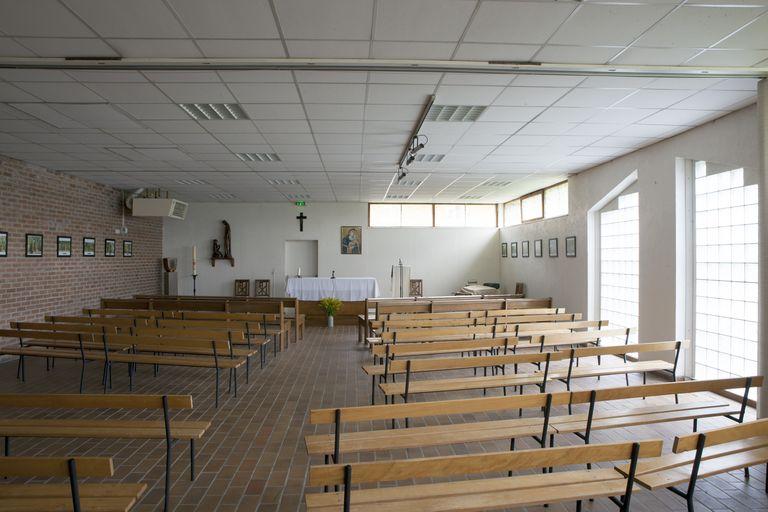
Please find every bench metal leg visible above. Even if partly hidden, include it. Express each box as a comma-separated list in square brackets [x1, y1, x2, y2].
[215, 368, 220, 408]
[245, 356, 250, 383]
[371, 376, 376, 405]
[234, 368, 238, 397]
[4, 436, 9, 456]
[190, 439, 195, 481]
[79, 360, 86, 394]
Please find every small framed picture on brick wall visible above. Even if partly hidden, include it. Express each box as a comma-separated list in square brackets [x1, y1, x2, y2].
[123, 240, 133, 257]
[83, 237, 96, 257]
[57, 236, 72, 257]
[0, 231, 7, 257]
[105, 239, 116, 257]
[25, 234, 43, 257]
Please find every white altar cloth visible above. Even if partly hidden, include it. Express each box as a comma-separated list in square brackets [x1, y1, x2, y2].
[285, 277, 380, 301]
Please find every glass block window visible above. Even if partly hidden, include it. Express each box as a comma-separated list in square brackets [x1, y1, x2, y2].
[600, 192, 639, 346]
[693, 163, 758, 391]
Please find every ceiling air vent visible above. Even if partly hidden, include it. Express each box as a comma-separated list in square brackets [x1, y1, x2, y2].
[413, 154, 445, 163]
[426, 105, 487, 122]
[131, 198, 188, 220]
[386, 194, 411, 200]
[209, 192, 238, 200]
[175, 178, 208, 185]
[179, 103, 249, 120]
[267, 178, 299, 186]
[394, 180, 422, 187]
[485, 181, 513, 187]
[237, 152, 281, 162]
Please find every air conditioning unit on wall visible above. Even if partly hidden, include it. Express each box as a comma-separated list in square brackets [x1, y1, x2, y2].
[131, 198, 188, 220]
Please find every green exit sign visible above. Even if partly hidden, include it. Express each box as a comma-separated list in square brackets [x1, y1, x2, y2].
[294, 201, 306, 207]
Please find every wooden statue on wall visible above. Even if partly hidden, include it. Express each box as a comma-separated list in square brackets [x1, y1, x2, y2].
[211, 220, 235, 267]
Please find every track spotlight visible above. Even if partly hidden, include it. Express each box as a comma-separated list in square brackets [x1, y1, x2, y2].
[406, 154, 415, 166]
[396, 166, 408, 183]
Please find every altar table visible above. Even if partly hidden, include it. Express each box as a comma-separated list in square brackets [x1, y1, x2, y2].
[285, 277, 380, 301]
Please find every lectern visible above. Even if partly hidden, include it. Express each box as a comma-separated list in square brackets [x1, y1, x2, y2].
[390, 260, 411, 298]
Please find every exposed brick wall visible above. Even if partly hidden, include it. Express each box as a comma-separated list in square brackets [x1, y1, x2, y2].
[0, 155, 162, 348]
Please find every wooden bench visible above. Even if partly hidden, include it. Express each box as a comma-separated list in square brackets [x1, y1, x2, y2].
[378, 311, 575, 330]
[306, 439, 662, 512]
[0, 329, 245, 406]
[371, 341, 686, 404]
[0, 393, 205, 512]
[305, 377, 758, 463]
[618, 416, 768, 511]
[0, 456, 145, 512]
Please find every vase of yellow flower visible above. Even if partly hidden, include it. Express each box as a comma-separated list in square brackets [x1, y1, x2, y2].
[318, 297, 342, 328]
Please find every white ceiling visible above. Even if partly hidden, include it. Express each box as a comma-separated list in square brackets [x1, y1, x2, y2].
[0, 0, 765, 203]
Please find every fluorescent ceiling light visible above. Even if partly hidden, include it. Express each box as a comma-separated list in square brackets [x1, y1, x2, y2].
[179, 103, 249, 120]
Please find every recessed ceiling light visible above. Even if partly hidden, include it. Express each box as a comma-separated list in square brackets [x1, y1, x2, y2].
[413, 154, 445, 163]
[175, 178, 208, 185]
[426, 105, 487, 122]
[209, 192, 238, 200]
[484, 180, 513, 187]
[386, 194, 411, 199]
[460, 194, 484, 199]
[179, 103, 249, 120]
[393, 180, 422, 187]
[236, 152, 281, 162]
[286, 193, 310, 199]
[267, 178, 300, 185]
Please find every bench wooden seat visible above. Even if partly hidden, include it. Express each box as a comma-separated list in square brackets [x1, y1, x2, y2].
[0, 456, 145, 512]
[306, 378, 759, 465]
[615, 417, 768, 510]
[306, 439, 661, 512]
[0, 393, 205, 512]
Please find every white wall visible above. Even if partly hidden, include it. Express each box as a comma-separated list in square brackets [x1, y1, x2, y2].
[164, 202, 500, 297]
[501, 105, 760, 345]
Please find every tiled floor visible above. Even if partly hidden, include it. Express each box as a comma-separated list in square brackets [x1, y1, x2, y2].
[1, 325, 767, 511]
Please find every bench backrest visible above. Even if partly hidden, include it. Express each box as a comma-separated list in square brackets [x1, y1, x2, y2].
[131, 326, 247, 342]
[384, 308, 563, 321]
[674, 416, 768, 453]
[375, 297, 552, 317]
[371, 337, 518, 358]
[0, 393, 193, 409]
[153, 318, 261, 332]
[378, 324, 516, 341]
[309, 439, 662, 486]
[0, 456, 114, 478]
[47, 315, 147, 327]
[380, 312, 577, 329]
[10, 321, 119, 334]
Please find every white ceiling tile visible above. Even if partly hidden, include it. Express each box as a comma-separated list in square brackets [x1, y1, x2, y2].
[435, 85, 504, 105]
[0, 69, 74, 82]
[555, 88, 633, 108]
[107, 39, 203, 58]
[270, 144, 318, 154]
[117, 103, 188, 120]
[615, 89, 695, 109]
[255, 120, 311, 133]
[137, 147, 193, 161]
[536, 107, 598, 123]
[637, 109, 722, 126]
[85, 83, 169, 103]
[196, 39, 286, 58]
[708, 78, 760, 91]
[566, 123, 625, 136]
[315, 133, 362, 145]
[0, 0, 95, 36]
[686, 49, 768, 66]
[587, 108, 657, 124]
[310, 120, 364, 133]
[16, 37, 118, 58]
[374, 0, 476, 42]
[242, 104, 307, 120]
[10, 103, 86, 128]
[670, 89, 756, 110]
[212, 132, 268, 145]
[636, 5, 765, 47]
[275, 0, 374, 39]
[157, 83, 235, 103]
[368, 72, 443, 85]
[550, 4, 674, 46]
[643, 77, 725, 90]
[143, 120, 206, 133]
[371, 41, 456, 59]
[465, 2, 576, 44]
[167, 0, 279, 38]
[265, 133, 315, 145]
[453, 43, 540, 61]
[0, 37, 35, 57]
[16, 82, 105, 102]
[478, 106, 544, 122]
[199, 120, 259, 134]
[535, 45, 620, 64]
[610, 47, 698, 66]
[367, 83, 436, 104]
[143, 71, 222, 83]
[0, 83, 40, 102]
[64, 0, 188, 37]
[578, 76, 655, 89]
[441, 73, 512, 86]
[365, 104, 422, 121]
[517, 122, 579, 136]
[494, 87, 570, 107]
[229, 83, 301, 103]
[286, 40, 370, 58]
[218, 71, 293, 83]
[294, 71, 368, 83]
[66, 70, 147, 82]
[716, 13, 768, 49]
[113, 132, 172, 145]
[614, 124, 682, 138]
[298, 83, 366, 103]
[305, 104, 364, 120]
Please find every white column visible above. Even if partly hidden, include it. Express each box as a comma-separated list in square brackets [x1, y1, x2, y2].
[759, 79, 768, 417]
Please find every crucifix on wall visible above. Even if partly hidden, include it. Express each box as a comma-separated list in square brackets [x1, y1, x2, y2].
[296, 212, 307, 232]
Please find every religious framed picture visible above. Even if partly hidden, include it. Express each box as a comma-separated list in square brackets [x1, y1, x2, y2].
[501, 242, 508, 258]
[510, 242, 518, 258]
[83, 237, 96, 257]
[549, 238, 558, 257]
[234, 279, 250, 297]
[521, 241, 529, 258]
[565, 236, 577, 257]
[105, 239, 116, 257]
[534, 239, 543, 258]
[123, 240, 133, 257]
[340, 226, 362, 255]
[0, 231, 7, 257]
[25, 234, 43, 257]
[57, 236, 72, 257]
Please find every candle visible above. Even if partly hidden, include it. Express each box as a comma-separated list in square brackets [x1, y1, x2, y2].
[192, 245, 197, 276]
[297, 266, 301, 277]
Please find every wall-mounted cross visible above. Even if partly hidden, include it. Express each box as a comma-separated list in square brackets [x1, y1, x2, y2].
[296, 212, 307, 232]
